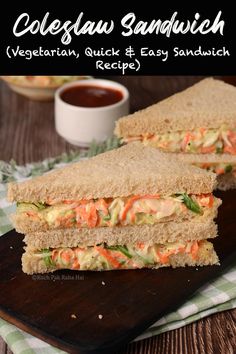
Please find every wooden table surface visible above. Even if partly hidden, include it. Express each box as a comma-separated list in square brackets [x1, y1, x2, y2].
[0, 76, 236, 354]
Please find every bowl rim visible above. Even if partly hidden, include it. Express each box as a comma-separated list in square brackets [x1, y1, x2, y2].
[0, 76, 92, 89]
[55, 78, 130, 111]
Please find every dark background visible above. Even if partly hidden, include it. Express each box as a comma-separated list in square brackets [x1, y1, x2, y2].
[0, 5, 235, 75]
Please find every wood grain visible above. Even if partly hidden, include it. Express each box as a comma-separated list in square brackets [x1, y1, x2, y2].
[122, 310, 236, 354]
[0, 76, 236, 354]
[1, 310, 236, 354]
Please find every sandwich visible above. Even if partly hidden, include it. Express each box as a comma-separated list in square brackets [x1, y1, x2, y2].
[172, 153, 236, 191]
[114, 78, 236, 190]
[7, 143, 221, 274]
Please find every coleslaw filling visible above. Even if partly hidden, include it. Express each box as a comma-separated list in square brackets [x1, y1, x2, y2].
[37, 240, 213, 270]
[4, 76, 87, 86]
[123, 126, 236, 155]
[17, 193, 216, 229]
[194, 163, 236, 176]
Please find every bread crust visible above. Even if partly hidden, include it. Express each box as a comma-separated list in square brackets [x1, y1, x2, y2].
[22, 240, 219, 274]
[23, 219, 218, 249]
[115, 78, 236, 137]
[7, 143, 217, 203]
[168, 152, 236, 190]
[172, 152, 236, 164]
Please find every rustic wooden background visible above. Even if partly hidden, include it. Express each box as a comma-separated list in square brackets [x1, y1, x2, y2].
[0, 76, 236, 354]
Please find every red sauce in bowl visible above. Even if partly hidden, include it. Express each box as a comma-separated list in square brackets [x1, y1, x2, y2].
[60, 85, 124, 108]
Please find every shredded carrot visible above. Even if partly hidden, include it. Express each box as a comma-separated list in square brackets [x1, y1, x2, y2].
[121, 195, 160, 221]
[52, 250, 58, 262]
[125, 136, 142, 142]
[75, 203, 98, 228]
[137, 243, 145, 250]
[199, 127, 206, 135]
[26, 211, 38, 217]
[224, 146, 236, 155]
[57, 212, 75, 225]
[75, 205, 87, 220]
[207, 195, 214, 208]
[60, 250, 73, 263]
[158, 142, 169, 148]
[46, 198, 57, 205]
[95, 247, 121, 268]
[142, 194, 161, 199]
[149, 134, 157, 141]
[157, 244, 187, 264]
[201, 163, 211, 169]
[215, 168, 225, 175]
[190, 241, 199, 260]
[198, 194, 214, 208]
[33, 76, 51, 86]
[87, 204, 98, 227]
[72, 260, 80, 270]
[95, 199, 109, 215]
[156, 251, 170, 264]
[130, 211, 136, 223]
[177, 246, 186, 253]
[146, 133, 155, 139]
[126, 259, 139, 269]
[121, 196, 143, 221]
[63, 220, 74, 228]
[227, 130, 236, 145]
[181, 132, 195, 151]
[26, 76, 34, 81]
[200, 146, 216, 153]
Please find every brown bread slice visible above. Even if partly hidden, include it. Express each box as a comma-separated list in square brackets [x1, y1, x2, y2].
[7, 142, 216, 203]
[115, 78, 236, 137]
[171, 152, 236, 191]
[23, 219, 218, 249]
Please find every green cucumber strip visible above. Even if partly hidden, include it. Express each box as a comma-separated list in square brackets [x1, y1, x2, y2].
[106, 245, 132, 259]
[176, 193, 202, 214]
[225, 164, 233, 173]
[41, 249, 56, 267]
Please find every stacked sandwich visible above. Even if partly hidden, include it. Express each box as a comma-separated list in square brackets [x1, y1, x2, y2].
[115, 78, 236, 190]
[8, 143, 221, 274]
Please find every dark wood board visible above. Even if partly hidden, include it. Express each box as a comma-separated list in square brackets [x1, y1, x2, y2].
[0, 189, 236, 354]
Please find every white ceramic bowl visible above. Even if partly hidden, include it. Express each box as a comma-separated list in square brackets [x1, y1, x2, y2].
[55, 79, 130, 146]
[1, 76, 92, 101]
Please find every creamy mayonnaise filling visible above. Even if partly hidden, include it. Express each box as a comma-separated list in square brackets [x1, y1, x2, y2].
[123, 126, 236, 155]
[37, 240, 213, 270]
[17, 193, 216, 229]
[194, 163, 236, 176]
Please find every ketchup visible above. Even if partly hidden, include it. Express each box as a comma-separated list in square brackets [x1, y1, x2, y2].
[60, 85, 123, 108]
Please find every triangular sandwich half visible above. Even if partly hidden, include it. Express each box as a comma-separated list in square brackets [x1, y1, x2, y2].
[114, 78, 236, 189]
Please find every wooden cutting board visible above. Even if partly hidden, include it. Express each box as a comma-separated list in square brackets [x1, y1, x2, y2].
[0, 190, 235, 354]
